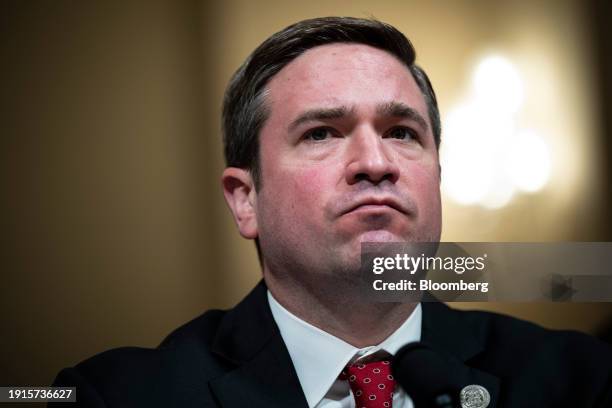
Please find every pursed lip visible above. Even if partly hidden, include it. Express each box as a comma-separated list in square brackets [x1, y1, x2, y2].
[342, 196, 408, 216]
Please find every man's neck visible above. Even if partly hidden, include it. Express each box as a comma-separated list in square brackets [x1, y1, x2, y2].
[265, 274, 417, 348]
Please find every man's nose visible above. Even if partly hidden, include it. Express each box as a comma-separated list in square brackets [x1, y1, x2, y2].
[345, 131, 400, 185]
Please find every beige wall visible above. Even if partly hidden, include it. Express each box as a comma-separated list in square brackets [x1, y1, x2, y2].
[2, 0, 611, 388]
[2, 0, 219, 386]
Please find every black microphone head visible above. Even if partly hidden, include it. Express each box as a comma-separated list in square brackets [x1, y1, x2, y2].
[393, 342, 469, 408]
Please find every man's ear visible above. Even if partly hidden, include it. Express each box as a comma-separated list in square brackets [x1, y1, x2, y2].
[222, 167, 258, 239]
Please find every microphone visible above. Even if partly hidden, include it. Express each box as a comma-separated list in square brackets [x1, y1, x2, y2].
[392, 342, 468, 408]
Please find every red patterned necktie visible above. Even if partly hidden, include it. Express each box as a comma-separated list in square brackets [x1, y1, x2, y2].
[339, 359, 396, 408]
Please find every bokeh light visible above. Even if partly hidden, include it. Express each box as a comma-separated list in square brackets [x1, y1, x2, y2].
[441, 54, 551, 208]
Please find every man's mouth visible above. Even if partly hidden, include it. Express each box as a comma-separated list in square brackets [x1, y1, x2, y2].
[343, 197, 408, 215]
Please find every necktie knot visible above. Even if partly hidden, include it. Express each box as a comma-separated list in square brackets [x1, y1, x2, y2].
[340, 360, 395, 408]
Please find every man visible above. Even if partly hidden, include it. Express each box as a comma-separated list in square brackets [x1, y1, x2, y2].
[52, 17, 612, 407]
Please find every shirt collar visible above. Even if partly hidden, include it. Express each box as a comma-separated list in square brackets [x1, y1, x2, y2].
[268, 290, 422, 408]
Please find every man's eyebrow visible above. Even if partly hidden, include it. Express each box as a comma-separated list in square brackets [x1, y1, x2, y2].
[376, 101, 429, 132]
[288, 106, 354, 132]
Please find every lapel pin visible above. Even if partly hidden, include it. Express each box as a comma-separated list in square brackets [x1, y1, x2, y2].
[460, 384, 490, 408]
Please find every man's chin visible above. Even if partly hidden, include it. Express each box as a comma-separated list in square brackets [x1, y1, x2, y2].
[358, 230, 402, 243]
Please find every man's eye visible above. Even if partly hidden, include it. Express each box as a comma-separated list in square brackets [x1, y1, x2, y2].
[388, 127, 417, 141]
[303, 128, 331, 141]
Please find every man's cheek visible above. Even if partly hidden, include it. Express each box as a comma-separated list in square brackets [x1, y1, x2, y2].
[407, 163, 440, 192]
[407, 165, 441, 208]
[290, 168, 327, 199]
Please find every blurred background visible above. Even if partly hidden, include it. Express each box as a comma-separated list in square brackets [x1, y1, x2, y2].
[3, 0, 612, 390]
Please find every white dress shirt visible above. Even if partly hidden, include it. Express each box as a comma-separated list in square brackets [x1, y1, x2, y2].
[268, 291, 421, 408]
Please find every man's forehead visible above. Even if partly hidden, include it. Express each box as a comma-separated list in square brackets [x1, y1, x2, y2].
[283, 42, 402, 73]
[264, 43, 428, 122]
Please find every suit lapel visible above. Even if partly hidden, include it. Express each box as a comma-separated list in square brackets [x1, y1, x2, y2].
[421, 302, 501, 407]
[209, 281, 308, 408]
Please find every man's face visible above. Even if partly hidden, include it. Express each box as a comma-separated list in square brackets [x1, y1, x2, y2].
[251, 43, 441, 277]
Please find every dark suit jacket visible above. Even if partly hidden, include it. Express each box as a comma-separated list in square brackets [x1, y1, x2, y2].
[51, 281, 612, 407]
